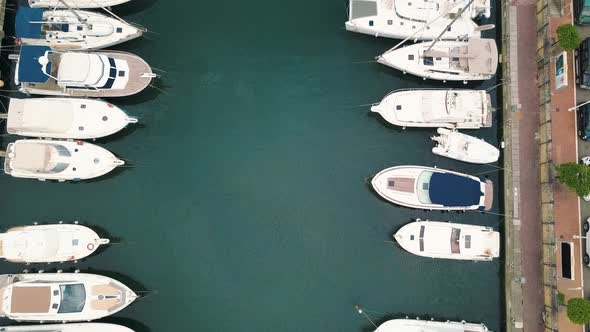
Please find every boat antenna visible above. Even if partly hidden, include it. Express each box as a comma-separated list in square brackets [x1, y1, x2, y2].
[355, 305, 378, 329]
[57, 0, 92, 29]
[424, 0, 478, 54]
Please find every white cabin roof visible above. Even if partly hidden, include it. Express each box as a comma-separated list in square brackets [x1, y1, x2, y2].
[57, 53, 106, 86]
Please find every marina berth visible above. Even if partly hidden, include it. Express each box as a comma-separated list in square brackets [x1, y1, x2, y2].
[0, 272, 137, 322]
[345, 0, 483, 40]
[15, 46, 156, 97]
[3, 139, 124, 182]
[394, 220, 500, 261]
[27, 0, 130, 8]
[0, 323, 135, 332]
[0, 224, 109, 264]
[370, 89, 492, 129]
[15, 7, 143, 51]
[432, 128, 500, 164]
[375, 319, 489, 332]
[371, 165, 493, 211]
[376, 38, 499, 82]
[5, 98, 137, 140]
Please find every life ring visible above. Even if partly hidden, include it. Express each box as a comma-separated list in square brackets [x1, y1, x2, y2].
[87, 243, 95, 251]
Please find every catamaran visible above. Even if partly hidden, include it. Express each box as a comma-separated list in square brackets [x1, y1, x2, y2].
[376, 38, 498, 82]
[345, 0, 487, 40]
[394, 219, 500, 261]
[0, 272, 138, 322]
[15, 7, 142, 50]
[432, 128, 500, 164]
[371, 89, 492, 129]
[371, 165, 493, 211]
[0, 224, 109, 264]
[0, 323, 135, 332]
[5, 98, 137, 139]
[27, 0, 130, 8]
[15, 46, 155, 97]
[4, 139, 124, 182]
[374, 319, 490, 332]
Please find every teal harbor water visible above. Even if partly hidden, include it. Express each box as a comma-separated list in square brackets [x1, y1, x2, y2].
[0, 0, 502, 331]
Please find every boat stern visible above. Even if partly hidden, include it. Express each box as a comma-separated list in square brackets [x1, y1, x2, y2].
[481, 179, 494, 211]
[345, 0, 378, 35]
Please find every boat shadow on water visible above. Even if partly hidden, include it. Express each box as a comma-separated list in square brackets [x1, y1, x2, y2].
[100, 317, 152, 332]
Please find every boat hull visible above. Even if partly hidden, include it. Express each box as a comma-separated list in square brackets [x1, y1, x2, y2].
[432, 128, 500, 163]
[376, 319, 489, 332]
[2, 323, 134, 332]
[28, 0, 130, 8]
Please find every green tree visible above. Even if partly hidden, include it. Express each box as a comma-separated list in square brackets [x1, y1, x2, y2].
[556, 163, 590, 197]
[556, 24, 581, 51]
[567, 298, 590, 324]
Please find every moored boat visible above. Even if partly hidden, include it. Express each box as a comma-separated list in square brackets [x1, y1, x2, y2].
[4, 139, 124, 182]
[0, 272, 138, 322]
[375, 319, 490, 332]
[371, 165, 493, 211]
[432, 128, 500, 164]
[0, 323, 135, 332]
[370, 89, 492, 129]
[28, 0, 130, 8]
[15, 46, 156, 97]
[6, 98, 137, 139]
[0, 224, 109, 263]
[394, 219, 500, 261]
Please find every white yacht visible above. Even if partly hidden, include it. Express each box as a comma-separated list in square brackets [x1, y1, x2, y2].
[371, 165, 493, 211]
[394, 220, 500, 261]
[345, 0, 483, 40]
[0, 272, 137, 322]
[0, 224, 109, 264]
[15, 7, 142, 50]
[371, 89, 492, 129]
[432, 128, 500, 164]
[28, 0, 130, 8]
[4, 139, 124, 182]
[6, 98, 137, 140]
[375, 319, 490, 332]
[377, 38, 498, 82]
[0, 323, 134, 332]
[15, 46, 155, 97]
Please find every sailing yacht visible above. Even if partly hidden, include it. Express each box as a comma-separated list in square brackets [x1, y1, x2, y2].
[345, 0, 484, 40]
[28, 0, 130, 8]
[394, 219, 500, 261]
[431, 128, 500, 164]
[0, 272, 138, 322]
[4, 139, 124, 182]
[375, 319, 490, 332]
[6, 98, 137, 139]
[371, 89, 492, 129]
[371, 165, 493, 211]
[0, 224, 109, 264]
[376, 38, 498, 82]
[15, 7, 142, 50]
[15, 46, 156, 97]
[1, 323, 135, 332]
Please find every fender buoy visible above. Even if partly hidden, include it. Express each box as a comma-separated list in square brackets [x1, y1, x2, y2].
[87, 243, 94, 251]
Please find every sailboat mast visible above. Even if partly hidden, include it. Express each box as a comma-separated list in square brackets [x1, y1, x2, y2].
[57, 0, 92, 29]
[424, 0, 477, 54]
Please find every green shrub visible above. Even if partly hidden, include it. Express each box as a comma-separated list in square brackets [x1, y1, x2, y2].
[558, 292, 566, 305]
[557, 24, 581, 51]
[556, 163, 590, 197]
[567, 298, 590, 324]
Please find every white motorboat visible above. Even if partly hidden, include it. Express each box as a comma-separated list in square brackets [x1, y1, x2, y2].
[6, 98, 137, 140]
[394, 220, 500, 261]
[15, 46, 156, 97]
[371, 89, 492, 129]
[376, 38, 498, 82]
[345, 0, 481, 40]
[4, 139, 124, 182]
[0, 272, 138, 322]
[0, 323, 134, 332]
[15, 8, 142, 51]
[28, 0, 130, 8]
[375, 319, 489, 332]
[432, 128, 499, 164]
[371, 165, 493, 211]
[0, 224, 109, 264]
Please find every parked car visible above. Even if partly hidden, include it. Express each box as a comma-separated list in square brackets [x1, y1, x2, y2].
[584, 218, 590, 265]
[575, 37, 590, 88]
[577, 105, 590, 140]
[575, 0, 590, 25]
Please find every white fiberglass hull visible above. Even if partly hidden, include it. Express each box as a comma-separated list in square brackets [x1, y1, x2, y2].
[4, 139, 124, 182]
[375, 319, 489, 332]
[28, 0, 129, 8]
[432, 128, 499, 164]
[394, 220, 500, 261]
[7, 98, 137, 139]
[1, 323, 134, 332]
[0, 224, 109, 263]
[370, 89, 492, 129]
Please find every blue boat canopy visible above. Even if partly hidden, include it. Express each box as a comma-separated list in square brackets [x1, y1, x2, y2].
[428, 172, 482, 207]
[18, 46, 52, 84]
[15, 7, 44, 39]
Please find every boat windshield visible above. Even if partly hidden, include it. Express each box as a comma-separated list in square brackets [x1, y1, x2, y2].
[416, 171, 433, 204]
[58, 283, 86, 313]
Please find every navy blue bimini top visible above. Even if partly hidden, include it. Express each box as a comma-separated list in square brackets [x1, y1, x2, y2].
[428, 172, 482, 207]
